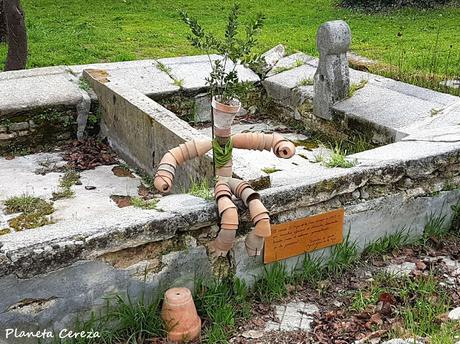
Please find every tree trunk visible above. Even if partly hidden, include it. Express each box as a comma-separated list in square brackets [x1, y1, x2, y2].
[0, 0, 7, 43]
[3, 0, 27, 71]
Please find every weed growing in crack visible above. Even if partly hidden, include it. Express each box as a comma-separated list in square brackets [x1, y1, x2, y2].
[52, 170, 80, 200]
[261, 166, 282, 174]
[323, 144, 357, 168]
[130, 196, 158, 210]
[348, 79, 368, 97]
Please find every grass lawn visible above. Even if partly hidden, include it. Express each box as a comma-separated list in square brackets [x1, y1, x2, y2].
[0, 0, 459, 85]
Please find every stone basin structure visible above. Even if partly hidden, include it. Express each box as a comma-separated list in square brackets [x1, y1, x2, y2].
[0, 27, 459, 341]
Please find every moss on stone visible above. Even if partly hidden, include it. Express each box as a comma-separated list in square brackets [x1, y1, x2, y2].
[4, 195, 54, 231]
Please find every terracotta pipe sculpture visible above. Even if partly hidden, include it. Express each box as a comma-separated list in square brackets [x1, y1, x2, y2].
[153, 100, 296, 257]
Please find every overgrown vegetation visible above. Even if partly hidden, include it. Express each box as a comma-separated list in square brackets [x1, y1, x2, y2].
[363, 228, 412, 257]
[4, 194, 54, 230]
[323, 144, 358, 168]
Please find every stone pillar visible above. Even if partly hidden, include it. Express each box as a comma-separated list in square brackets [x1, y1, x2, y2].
[313, 20, 351, 120]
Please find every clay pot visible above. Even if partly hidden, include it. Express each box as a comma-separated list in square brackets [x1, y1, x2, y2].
[231, 133, 246, 148]
[212, 96, 241, 130]
[157, 163, 176, 175]
[240, 188, 258, 206]
[272, 133, 284, 148]
[217, 197, 236, 216]
[256, 133, 265, 151]
[154, 175, 172, 193]
[216, 163, 233, 177]
[274, 140, 296, 159]
[161, 287, 201, 343]
[185, 141, 198, 159]
[221, 209, 239, 225]
[169, 147, 185, 165]
[214, 126, 232, 138]
[263, 134, 274, 151]
[179, 143, 190, 161]
[160, 152, 178, 167]
[248, 199, 268, 221]
[254, 212, 269, 223]
[245, 231, 264, 257]
[235, 182, 250, 197]
[212, 229, 237, 256]
[194, 139, 212, 157]
[221, 223, 239, 230]
[156, 170, 174, 181]
[254, 219, 271, 237]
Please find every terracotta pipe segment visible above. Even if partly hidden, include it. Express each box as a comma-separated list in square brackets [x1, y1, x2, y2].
[248, 198, 269, 222]
[161, 287, 201, 343]
[159, 152, 178, 168]
[169, 147, 185, 165]
[157, 164, 176, 175]
[216, 159, 233, 177]
[214, 126, 232, 138]
[185, 140, 198, 159]
[212, 229, 237, 256]
[245, 231, 265, 257]
[154, 174, 172, 193]
[274, 140, 296, 159]
[254, 219, 271, 238]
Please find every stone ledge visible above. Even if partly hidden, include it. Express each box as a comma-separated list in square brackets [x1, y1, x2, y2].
[1, 135, 458, 279]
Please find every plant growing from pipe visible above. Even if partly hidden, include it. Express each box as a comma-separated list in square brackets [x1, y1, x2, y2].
[180, 3, 265, 105]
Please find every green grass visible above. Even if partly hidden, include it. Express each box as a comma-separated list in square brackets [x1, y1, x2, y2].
[52, 170, 80, 200]
[297, 77, 314, 86]
[0, 0, 458, 90]
[3, 194, 54, 230]
[254, 262, 290, 303]
[421, 212, 450, 245]
[363, 227, 412, 257]
[194, 277, 250, 343]
[348, 79, 368, 97]
[187, 178, 213, 201]
[130, 196, 158, 209]
[325, 232, 359, 275]
[261, 166, 282, 174]
[323, 144, 357, 168]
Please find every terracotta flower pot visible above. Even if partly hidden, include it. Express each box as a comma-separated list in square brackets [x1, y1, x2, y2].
[248, 199, 268, 221]
[240, 188, 258, 206]
[185, 141, 198, 159]
[231, 133, 250, 149]
[274, 140, 296, 159]
[256, 133, 265, 151]
[216, 164, 233, 177]
[161, 287, 201, 343]
[221, 223, 239, 230]
[245, 231, 264, 257]
[194, 140, 212, 157]
[252, 212, 270, 224]
[156, 170, 174, 180]
[179, 143, 190, 161]
[169, 147, 185, 165]
[161, 152, 178, 167]
[254, 219, 271, 237]
[235, 182, 250, 197]
[271, 133, 284, 149]
[263, 134, 274, 151]
[157, 164, 176, 175]
[154, 175, 172, 193]
[212, 96, 241, 130]
[212, 229, 237, 255]
[217, 197, 236, 216]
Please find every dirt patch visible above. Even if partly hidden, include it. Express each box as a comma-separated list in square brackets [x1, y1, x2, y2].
[112, 165, 135, 178]
[63, 138, 117, 171]
[110, 195, 132, 208]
